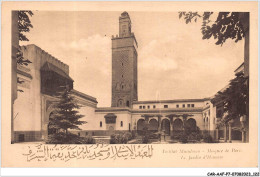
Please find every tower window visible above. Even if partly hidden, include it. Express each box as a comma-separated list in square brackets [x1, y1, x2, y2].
[120, 121, 123, 127]
[176, 104, 179, 108]
[191, 104, 195, 107]
[122, 63, 123, 66]
[164, 105, 168, 108]
[100, 121, 102, 127]
[139, 105, 142, 109]
[143, 106, 146, 109]
[121, 85, 124, 90]
[122, 75, 123, 78]
[148, 105, 150, 109]
[153, 105, 156, 109]
[126, 101, 130, 107]
[187, 104, 190, 107]
[182, 104, 185, 108]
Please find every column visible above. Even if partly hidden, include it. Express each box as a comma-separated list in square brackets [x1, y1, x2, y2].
[158, 116, 162, 132]
[170, 119, 173, 137]
[224, 124, 227, 142]
[242, 130, 245, 143]
[215, 128, 219, 142]
[240, 116, 246, 143]
[228, 122, 232, 143]
[144, 116, 149, 130]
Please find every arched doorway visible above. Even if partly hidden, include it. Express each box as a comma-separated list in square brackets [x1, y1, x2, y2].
[137, 119, 145, 135]
[149, 119, 158, 132]
[109, 126, 114, 135]
[173, 118, 183, 131]
[161, 119, 170, 135]
[186, 118, 197, 132]
[48, 112, 56, 135]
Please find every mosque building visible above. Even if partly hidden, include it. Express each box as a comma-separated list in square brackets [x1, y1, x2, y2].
[12, 12, 246, 143]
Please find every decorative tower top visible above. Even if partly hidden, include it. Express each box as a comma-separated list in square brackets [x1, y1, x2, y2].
[119, 11, 131, 38]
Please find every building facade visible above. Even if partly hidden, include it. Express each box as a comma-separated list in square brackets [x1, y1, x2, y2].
[13, 12, 246, 143]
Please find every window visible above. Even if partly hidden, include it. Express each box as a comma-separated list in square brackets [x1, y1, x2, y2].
[153, 105, 156, 109]
[85, 132, 88, 136]
[122, 63, 124, 66]
[187, 104, 190, 107]
[126, 101, 130, 107]
[143, 106, 146, 109]
[176, 104, 179, 108]
[120, 121, 123, 127]
[148, 105, 150, 109]
[78, 132, 80, 136]
[129, 123, 131, 131]
[191, 104, 195, 107]
[122, 75, 123, 78]
[182, 104, 185, 108]
[164, 105, 168, 108]
[139, 105, 142, 109]
[100, 121, 102, 127]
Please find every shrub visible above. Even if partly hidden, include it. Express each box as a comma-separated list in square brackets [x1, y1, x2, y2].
[131, 131, 137, 139]
[149, 133, 159, 139]
[84, 136, 95, 144]
[142, 135, 149, 144]
[171, 131, 183, 140]
[180, 133, 188, 144]
[124, 132, 133, 141]
[110, 132, 132, 144]
[46, 132, 92, 144]
[203, 134, 214, 143]
[188, 132, 203, 142]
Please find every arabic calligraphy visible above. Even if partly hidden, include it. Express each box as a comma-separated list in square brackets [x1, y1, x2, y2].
[22, 144, 153, 162]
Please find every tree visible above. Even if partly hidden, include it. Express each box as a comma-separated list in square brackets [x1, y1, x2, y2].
[179, 12, 249, 76]
[179, 12, 248, 45]
[17, 11, 33, 66]
[17, 11, 34, 92]
[213, 72, 249, 127]
[47, 87, 87, 144]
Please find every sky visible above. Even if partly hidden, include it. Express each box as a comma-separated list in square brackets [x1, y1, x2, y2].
[21, 11, 244, 107]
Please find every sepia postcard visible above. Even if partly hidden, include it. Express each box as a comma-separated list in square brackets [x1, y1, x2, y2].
[1, 1, 258, 168]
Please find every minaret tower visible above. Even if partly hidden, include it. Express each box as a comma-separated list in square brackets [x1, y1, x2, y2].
[111, 12, 138, 107]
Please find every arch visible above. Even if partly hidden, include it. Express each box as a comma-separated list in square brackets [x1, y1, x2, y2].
[186, 118, 197, 131]
[149, 119, 158, 131]
[137, 119, 145, 135]
[161, 119, 170, 135]
[117, 99, 124, 107]
[126, 100, 130, 107]
[173, 118, 183, 131]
